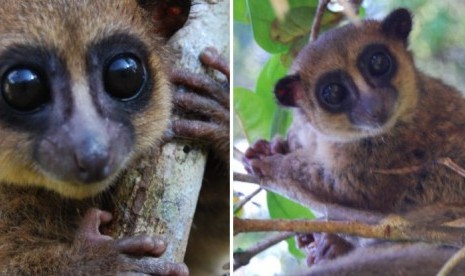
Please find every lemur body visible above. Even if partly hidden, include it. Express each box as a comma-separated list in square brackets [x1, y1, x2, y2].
[245, 9, 465, 274]
[285, 70, 465, 212]
[0, 1, 229, 274]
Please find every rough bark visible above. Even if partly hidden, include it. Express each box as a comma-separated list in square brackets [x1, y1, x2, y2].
[105, 0, 230, 263]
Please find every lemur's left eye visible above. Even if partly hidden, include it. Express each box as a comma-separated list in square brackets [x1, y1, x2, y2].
[368, 52, 392, 77]
[2, 67, 49, 112]
[104, 54, 146, 100]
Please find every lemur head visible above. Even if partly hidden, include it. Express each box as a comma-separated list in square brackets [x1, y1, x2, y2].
[0, 1, 190, 198]
[275, 9, 418, 141]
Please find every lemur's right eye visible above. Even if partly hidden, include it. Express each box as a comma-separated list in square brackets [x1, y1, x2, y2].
[104, 54, 146, 101]
[2, 67, 49, 112]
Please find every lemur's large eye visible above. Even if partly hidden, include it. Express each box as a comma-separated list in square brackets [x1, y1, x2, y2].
[104, 54, 146, 100]
[368, 52, 392, 77]
[1, 67, 49, 112]
[319, 83, 347, 110]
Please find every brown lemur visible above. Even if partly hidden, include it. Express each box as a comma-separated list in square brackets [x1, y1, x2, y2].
[244, 8, 465, 273]
[0, 0, 229, 275]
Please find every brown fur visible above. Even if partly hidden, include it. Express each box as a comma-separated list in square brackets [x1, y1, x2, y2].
[286, 16, 465, 211]
[305, 243, 465, 276]
[0, 1, 181, 274]
[284, 72, 465, 212]
[0, 0, 171, 198]
[249, 10, 465, 213]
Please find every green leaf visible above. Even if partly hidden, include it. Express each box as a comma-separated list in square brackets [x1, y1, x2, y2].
[255, 54, 290, 138]
[271, 107, 293, 137]
[247, 0, 290, 53]
[289, 0, 319, 7]
[358, 7, 366, 19]
[421, 9, 453, 53]
[269, 7, 315, 45]
[267, 192, 314, 259]
[267, 192, 314, 220]
[234, 87, 274, 142]
[287, 236, 306, 258]
[256, 54, 288, 100]
[247, 0, 342, 53]
[257, 55, 293, 137]
[233, 0, 249, 23]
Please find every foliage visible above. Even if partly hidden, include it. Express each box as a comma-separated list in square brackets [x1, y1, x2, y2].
[233, 0, 345, 259]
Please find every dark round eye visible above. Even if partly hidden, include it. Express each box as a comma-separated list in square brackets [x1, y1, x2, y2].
[1, 67, 49, 112]
[104, 55, 146, 100]
[320, 83, 347, 109]
[368, 52, 391, 76]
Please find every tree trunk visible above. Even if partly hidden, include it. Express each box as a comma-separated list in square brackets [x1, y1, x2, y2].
[104, 0, 230, 263]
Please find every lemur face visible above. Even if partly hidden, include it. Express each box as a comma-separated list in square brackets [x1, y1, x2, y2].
[0, 1, 185, 198]
[275, 9, 419, 141]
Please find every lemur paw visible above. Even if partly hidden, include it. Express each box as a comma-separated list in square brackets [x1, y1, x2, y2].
[297, 233, 353, 266]
[77, 208, 188, 276]
[169, 47, 229, 164]
[269, 136, 289, 154]
[243, 136, 289, 177]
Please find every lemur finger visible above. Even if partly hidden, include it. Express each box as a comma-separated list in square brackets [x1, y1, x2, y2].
[172, 119, 228, 160]
[170, 70, 229, 107]
[199, 47, 230, 81]
[115, 235, 167, 257]
[173, 91, 229, 123]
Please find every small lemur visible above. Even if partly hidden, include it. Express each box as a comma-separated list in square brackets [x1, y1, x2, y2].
[244, 8, 465, 274]
[0, 1, 229, 275]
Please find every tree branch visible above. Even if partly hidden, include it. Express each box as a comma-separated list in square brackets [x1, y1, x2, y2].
[337, 0, 361, 25]
[233, 169, 384, 224]
[438, 244, 465, 276]
[233, 232, 294, 271]
[106, 0, 229, 263]
[234, 172, 260, 184]
[234, 217, 465, 248]
[309, 0, 330, 42]
[234, 146, 245, 161]
[234, 187, 262, 214]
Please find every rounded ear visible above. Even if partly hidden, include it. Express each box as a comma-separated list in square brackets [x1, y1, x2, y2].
[137, 0, 192, 39]
[381, 8, 412, 43]
[274, 74, 304, 107]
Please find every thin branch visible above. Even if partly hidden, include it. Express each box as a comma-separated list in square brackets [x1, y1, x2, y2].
[337, 0, 361, 25]
[438, 244, 465, 276]
[236, 174, 385, 224]
[233, 231, 294, 271]
[438, 157, 465, 178]
[234, 172, 260, 184]
[234, 217, 465, 248]
[234, 187, 262, 214]
[234, 146, 244, 161]
[310, 0, 330, 42]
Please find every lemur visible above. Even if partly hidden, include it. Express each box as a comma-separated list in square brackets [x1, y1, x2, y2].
[244, 8, 465, 274]
[0, 1, 229, 275]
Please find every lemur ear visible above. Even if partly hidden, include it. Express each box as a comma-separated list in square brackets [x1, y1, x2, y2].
[274, 75, 304, 107]
[381, 8, 412, 43]
[137, 0, 192, 38]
